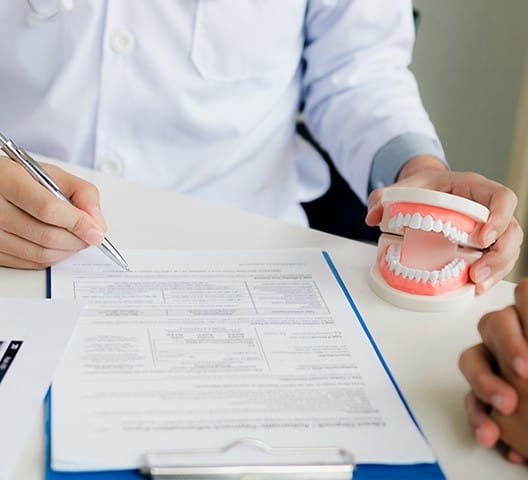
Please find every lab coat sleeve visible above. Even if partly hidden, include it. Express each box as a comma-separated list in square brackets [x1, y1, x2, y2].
[302, 0, 446, 203]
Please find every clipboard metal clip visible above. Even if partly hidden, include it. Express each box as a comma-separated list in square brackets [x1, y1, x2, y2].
[142, 437, 355, 480]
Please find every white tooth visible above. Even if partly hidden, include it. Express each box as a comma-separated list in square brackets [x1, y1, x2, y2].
[421, 215, 434, 232]
[456, 230, 462, 243]
[388, 246, 398, 262]
[462, 232, 469, 244]
[403, 213, 411, 226]
[396, 212, 404, 227]
[439, 270, 446, 282]
[410, 213, 422, 229]
[448, 228, 458, 244]
[420, 271, 430, 283]
[430, 271, 439, 285]
[442, 221, 452, 237]
[451, 263, 459, 277]
[433, 219, 443, 233]
[444, 268, 452, 280]
[389, 217, 396, 229]
[395, 264, 402, 276]
[457, 258, 466, 271]
[401, 266, 409, 278]
[407, 268, 416, 280]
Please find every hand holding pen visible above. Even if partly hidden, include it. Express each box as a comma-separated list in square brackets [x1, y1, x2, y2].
[0, 133, 128, 270]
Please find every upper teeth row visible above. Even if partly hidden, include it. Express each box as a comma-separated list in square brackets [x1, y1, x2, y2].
[385, 244, 466, 285]
[388, 213, 469, 244]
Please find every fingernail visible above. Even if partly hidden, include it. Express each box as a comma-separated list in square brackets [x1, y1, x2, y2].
[491, 394, 504, 412]
[513, 356, 527, 378]
[84, 228, 104, 245]
[474, 266, 492, 284]
[484, 230, 497, 247]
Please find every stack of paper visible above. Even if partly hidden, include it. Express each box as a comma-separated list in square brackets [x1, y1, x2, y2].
[0, 299, 83, 480]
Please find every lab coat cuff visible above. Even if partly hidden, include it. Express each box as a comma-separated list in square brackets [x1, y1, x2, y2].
[369, 133, 448, 192]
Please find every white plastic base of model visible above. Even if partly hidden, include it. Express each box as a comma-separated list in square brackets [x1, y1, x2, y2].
[369, 265, 476, 313]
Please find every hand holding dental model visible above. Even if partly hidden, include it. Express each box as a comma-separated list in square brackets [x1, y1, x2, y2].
[366, 157, 523, 311]
[370, 185, 489, 311]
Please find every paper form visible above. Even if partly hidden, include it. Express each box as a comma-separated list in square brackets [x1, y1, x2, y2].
[0, 298, 83, 480]
[50, 249, 436, 471]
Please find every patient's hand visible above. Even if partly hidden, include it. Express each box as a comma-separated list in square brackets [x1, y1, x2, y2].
[0, 158, 106, 269]
[491, 371, 528, 461]
[459, 280, 528, 463]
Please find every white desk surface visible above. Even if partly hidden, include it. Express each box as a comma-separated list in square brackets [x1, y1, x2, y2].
[5, 160, 526, 479]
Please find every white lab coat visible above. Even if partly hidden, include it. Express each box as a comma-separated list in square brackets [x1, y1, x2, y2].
[0, 0, 440, 225]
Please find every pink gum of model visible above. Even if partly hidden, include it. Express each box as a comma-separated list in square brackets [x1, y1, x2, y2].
[369, 187, 489, 312]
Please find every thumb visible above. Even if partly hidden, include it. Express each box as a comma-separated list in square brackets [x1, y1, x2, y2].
[365, 188, 384, 226]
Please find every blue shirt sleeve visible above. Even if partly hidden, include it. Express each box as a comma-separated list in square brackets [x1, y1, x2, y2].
[369, 132, 448, 192]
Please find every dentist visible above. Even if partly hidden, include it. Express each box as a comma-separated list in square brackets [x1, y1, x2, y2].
[0, 0, 522, 289]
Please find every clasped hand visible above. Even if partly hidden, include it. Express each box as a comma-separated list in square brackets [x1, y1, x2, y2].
[460, 280, 528, 464]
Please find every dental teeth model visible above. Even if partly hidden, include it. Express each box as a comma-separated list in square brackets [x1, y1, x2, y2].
[369, 187, 490, 312]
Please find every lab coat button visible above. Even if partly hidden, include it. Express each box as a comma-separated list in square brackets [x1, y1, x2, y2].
[110, 29, 135, 55]
[59, 0, 75, 12]
[99, 156, 123, 176]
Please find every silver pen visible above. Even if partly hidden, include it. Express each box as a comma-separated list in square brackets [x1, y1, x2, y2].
[0, 132, 129, 271]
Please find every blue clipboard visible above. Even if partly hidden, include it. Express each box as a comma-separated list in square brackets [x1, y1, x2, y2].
[44, 253, 445, 480]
